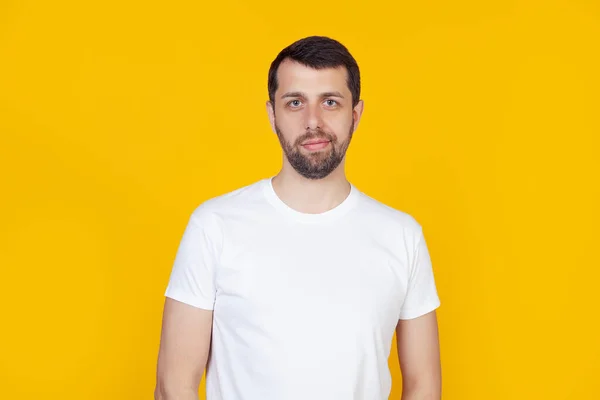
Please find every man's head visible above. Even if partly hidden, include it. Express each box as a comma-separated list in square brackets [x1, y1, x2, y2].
[266, 36, 364, 180]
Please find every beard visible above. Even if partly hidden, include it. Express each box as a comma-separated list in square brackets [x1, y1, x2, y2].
[275, 122, 354, 180]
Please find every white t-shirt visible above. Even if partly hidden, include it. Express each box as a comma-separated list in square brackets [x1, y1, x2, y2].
[164, 177, 441, 400]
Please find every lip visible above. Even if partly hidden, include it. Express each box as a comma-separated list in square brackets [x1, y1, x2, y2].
[302, 139, 330, 145]
[301, 140, 331, 151]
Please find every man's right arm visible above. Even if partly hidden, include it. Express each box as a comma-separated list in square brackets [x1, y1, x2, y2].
[154, 297, 214, 400]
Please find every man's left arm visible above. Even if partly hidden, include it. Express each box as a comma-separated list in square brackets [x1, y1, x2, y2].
[396, 310, 441, 400]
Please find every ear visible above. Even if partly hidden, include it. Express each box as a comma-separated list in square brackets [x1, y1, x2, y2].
[266, 100, 276, 134]
[352, 99, 365, 132]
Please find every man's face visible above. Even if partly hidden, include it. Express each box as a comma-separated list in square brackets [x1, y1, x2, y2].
[267, 59, 363, 180]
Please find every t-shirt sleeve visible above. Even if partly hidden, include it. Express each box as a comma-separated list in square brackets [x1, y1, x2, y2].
[398, 226, 441, 320]
[164, 204, 221, 310]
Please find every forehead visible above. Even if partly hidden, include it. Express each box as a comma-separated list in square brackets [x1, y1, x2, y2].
[275, 59, 349, 95]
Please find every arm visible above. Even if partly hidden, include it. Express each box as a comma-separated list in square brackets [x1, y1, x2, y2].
[396, 310, 441, 400]
[154, 297, 213, 400]
[155, 204, 221, 399]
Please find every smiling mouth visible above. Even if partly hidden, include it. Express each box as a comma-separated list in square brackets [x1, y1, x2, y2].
[302, 140, 330, 145]
[301, 140, 331, 151]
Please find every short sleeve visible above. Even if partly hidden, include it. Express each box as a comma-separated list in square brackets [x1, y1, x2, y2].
[398, 227, 441, 320]
[164, 204, 221, 310]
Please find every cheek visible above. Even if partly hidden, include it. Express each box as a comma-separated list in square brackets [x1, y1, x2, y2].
[275, 118, 302, 143]
[328, 115, 354, 137]
[280, 113, 305, 131]
[275, 109, 299, 129]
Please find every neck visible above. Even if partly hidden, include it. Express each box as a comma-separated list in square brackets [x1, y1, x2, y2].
[271, 163, 351, 214]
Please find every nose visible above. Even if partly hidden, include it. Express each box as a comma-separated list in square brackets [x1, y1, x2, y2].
[305, 102, 324, 131]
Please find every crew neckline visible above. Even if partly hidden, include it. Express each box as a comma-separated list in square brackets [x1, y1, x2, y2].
[261, 176, 360, 223]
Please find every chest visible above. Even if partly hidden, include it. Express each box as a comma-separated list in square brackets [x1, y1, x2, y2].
[214, 220, 409, 327]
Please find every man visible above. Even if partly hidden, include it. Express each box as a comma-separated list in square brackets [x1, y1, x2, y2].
[155, 36, 442, 400]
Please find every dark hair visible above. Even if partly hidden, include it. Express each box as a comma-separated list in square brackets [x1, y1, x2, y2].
[268, 36, 361, 108]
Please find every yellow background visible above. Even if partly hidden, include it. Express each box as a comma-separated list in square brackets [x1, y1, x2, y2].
[1, 0, 598, 398]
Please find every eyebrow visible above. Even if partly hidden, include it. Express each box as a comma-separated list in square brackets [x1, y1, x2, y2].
[280, 91, 345, 99]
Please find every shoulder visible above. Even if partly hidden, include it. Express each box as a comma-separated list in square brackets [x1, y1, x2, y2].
[354, 189, 425, 243]
[357, 190, 423, 230]
[188, 178, 267, 225]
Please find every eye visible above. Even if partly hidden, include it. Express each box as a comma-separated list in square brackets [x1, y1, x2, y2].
[288, 99, 302, 108]
[324, 99, 338, 107]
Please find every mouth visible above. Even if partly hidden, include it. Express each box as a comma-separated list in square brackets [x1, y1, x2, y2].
[302, 139, 330, 145]
[301, 139, 331, 151]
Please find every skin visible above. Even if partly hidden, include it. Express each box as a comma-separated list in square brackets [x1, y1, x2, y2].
[154, 299, 212, 400]
[154, 58, 441, 400]
[397, 311, 442, 399]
